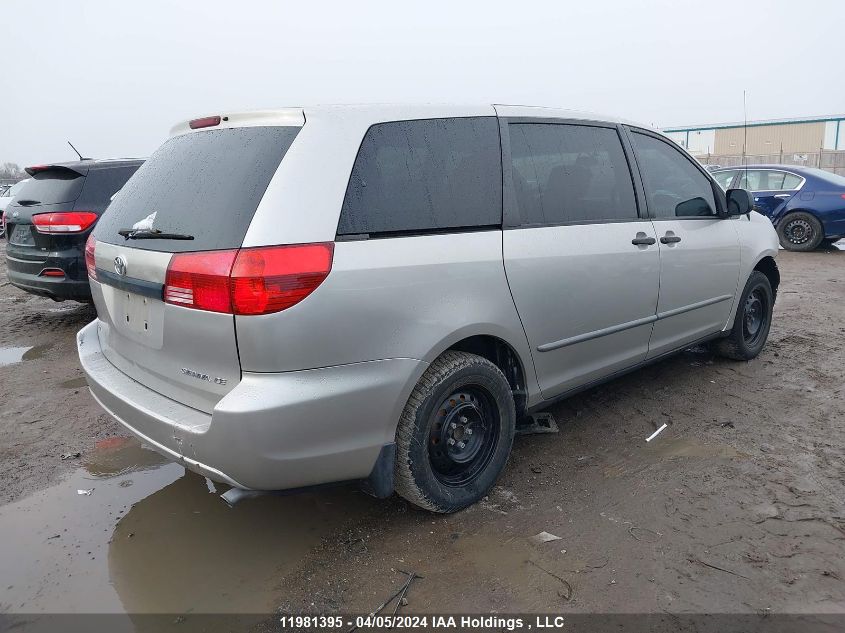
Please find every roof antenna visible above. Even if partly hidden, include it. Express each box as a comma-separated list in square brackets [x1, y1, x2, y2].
[67, 141, 90, 161]
[742, 90, 748, 184]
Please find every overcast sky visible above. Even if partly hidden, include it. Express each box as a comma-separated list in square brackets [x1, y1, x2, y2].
[2, 0, 843, 166]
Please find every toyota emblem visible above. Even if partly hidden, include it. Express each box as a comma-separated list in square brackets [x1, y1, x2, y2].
[114, 256, 127, 276]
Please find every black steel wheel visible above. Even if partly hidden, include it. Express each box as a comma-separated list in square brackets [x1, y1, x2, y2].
[428, 387, 500, 487]
[715, 271, 774, 361]
[395, 351, 516, 513]
[741, 286, 768, 349]
[777, 212, 823, 252]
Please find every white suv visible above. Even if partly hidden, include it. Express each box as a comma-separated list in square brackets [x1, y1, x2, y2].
[77, 105, 779, 512]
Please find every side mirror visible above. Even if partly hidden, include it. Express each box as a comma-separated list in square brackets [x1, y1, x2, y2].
[725, 188, 753, 217]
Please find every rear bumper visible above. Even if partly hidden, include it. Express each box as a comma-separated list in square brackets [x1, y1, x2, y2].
[6, 251, 91, 301]
[822, 217, 845, 240]
[77, 320, 425, 491]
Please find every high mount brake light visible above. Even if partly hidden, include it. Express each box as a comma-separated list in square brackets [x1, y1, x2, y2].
[164, 243, 334, 315]
[32, 211, 98, 234]
[189, 116, 222, 130]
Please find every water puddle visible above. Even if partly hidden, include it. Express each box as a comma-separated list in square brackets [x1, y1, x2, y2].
[0, 343, 52, 366]
[60, 376, 89, 389]
[0, 346, 31, 366]
[0, 436, 375, 625]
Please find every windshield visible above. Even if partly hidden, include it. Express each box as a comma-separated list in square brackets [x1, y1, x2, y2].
[94, 126, 301, 253]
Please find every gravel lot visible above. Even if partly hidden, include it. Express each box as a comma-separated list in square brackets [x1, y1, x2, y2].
[0, 240, 843, 623]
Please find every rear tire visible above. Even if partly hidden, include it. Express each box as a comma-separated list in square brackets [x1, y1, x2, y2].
[715, 271, 773, 361]
[777, 211, 823, 251]
[394, 351, 516, 513]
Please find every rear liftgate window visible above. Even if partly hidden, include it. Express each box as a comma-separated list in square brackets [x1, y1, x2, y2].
[15, 170, 86, 205]
[94, 126, 301, 253]
[337, 117, 502, 237]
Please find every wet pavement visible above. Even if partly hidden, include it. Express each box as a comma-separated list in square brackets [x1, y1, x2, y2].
[0, 437, 375, 622]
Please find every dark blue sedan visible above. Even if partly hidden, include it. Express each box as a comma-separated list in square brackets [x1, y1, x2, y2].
[712, 165, 845, 251]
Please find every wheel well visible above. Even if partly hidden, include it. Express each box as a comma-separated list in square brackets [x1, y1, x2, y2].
[776, 208, 821, 227]
[754, 256, 780, 295]
[447, 335, 527, 420]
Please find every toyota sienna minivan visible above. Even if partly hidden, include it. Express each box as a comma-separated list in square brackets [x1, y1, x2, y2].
[78, 105, 779, 513]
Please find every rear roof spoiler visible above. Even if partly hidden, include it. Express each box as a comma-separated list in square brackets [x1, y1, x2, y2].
[25, 164, 88, 177]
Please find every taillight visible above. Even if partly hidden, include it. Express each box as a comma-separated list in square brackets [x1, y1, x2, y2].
[231, 243, 334, 315]
[164, 243, 334, 315]
[164, 250, 237, 313]
[85, 234, 97, 280]
[32, 211, 98, 234]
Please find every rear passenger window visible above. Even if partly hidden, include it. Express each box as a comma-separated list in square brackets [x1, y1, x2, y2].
[337, 118, 502, 236]
[712, 170, 738, 191]
[782, 172, 803, 189]
[508, 123, 637, 225]
[630, 131, 717, 218]
[738, 170, 802, 191]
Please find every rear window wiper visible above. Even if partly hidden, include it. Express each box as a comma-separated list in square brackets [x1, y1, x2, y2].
[118, 228, 194, 240]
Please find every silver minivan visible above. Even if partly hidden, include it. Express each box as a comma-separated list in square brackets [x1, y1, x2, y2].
[77, 105, 779, 513]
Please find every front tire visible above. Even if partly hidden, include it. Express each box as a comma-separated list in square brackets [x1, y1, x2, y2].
[715, 271, 773, 361]
[777, 211, 823, 251]
[394, 351, 516, 513]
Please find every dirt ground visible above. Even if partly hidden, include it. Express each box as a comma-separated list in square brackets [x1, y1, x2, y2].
[0, 240, 843, 626]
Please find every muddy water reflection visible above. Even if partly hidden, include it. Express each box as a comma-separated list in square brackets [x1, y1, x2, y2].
[0, 436, 374, 624]
[0, 343, 53, 366]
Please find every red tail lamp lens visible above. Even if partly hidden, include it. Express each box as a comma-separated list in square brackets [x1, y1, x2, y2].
[164, 250, 237, 313]
[231, 243, 334, 315]
[85, 234, 97, 280]
[32, 211, 98, 233]
[163, 243, 334, 315]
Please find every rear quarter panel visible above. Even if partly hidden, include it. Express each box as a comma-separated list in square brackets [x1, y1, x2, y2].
[235, 232, 540, 402]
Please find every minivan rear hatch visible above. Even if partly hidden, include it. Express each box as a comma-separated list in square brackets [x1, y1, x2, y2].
[90, 121, 302, 413]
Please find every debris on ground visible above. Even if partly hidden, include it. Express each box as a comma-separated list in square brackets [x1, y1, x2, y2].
[645, 423, 668, 442]
[688, 556, 749, 580]
[60, 452, 81, 460]
[76, 489, 92, 496]
[528, 560, 573, 601]
[530, 531, 562, 544]
[348, 570, 421, 632]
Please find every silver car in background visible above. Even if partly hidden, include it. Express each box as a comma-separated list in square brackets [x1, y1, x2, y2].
[77, 105, 779, 513]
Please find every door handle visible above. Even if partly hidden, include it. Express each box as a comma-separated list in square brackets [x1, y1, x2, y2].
[660, 234, 682, 244]
[631, 236, 656, 246]
[774, 193, 792, 199]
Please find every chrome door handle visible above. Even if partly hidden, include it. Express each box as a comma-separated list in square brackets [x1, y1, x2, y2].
[774, 193, 793, 199]
[660, 235, 682, 244]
